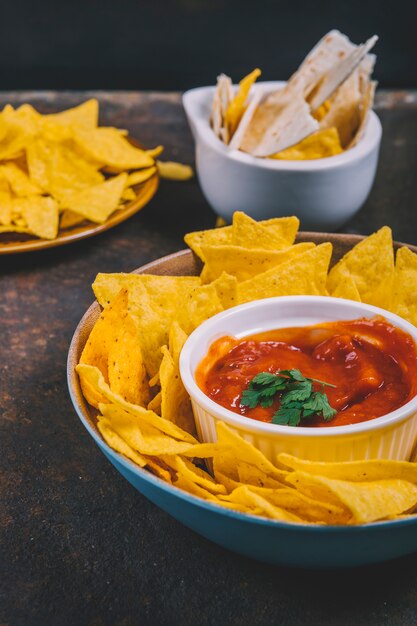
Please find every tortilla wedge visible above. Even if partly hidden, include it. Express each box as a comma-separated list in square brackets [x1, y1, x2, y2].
[240, 80, 319, 157]
[308, 35, 378, 110]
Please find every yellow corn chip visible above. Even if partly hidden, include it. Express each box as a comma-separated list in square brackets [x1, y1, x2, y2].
[13, 196, 59, 239]
[184, 224, 233, 260]
[330, 273, 361, 301]
[92, 272, 199, 309]
[236, 243, 332, 304]
[97, 418, 148, 467]
[278, 453, 417, 483]
[73, 126, 155, 171]
[327, 226, 394, 307]
[0, 163, 42, 196]
[220, 486, 303, 522]
[213, 422, 288, 484]
[211, 272, 238, 309]
[224, 68, 261, 138]
[286, 471, 417, 524]
[60, 210, 85, 229]
[0, 189, 12, 225]
[270, 127, 343, 160]
[157, 161, 193, 181]
[391, 247, 417, 326]
[121, 187, 136, 202]
[146, 145, 164, 158]
[175, 280, 223, 335]
[201, 242, 315, 283]
[231, 485, 348, 524]
[26, 140, 104, 197]
[126, 166, 158, 187]
[44, 98, 98, 128]
[232, 212, 300, 249]
[60, 173, 127, 224]
[76, 364, 198, 443]
[162, 455, 227, 495]
[100, 403, 195, 456]
[159, 345, 195, 435]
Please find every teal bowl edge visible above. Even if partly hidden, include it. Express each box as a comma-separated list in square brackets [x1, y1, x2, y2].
[67, 362, 417, 569]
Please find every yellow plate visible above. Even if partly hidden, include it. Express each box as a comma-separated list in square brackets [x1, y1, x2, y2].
[0, 143, 159, 255]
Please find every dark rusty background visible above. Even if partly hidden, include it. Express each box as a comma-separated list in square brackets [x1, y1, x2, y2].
[1, 90, 417, 626]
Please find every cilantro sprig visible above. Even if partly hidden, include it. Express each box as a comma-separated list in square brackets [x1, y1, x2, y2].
[240, 369, 337, 427]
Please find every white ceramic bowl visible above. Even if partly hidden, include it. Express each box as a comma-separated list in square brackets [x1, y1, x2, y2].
[180, 296, 417, 462]
[182, 82, 382, 231]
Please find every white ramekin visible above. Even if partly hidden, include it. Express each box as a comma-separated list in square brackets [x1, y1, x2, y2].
[180, 296, 417, 462]
[182, 82, 382, 231]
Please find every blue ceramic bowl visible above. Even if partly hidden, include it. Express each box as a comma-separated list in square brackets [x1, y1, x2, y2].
[67, 244, 417, 569]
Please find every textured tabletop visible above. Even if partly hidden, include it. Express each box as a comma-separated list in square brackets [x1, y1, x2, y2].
[2, 90, 417, 626]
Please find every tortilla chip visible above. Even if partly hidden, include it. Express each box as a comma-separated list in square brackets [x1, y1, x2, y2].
[220, 486, 303, 522]
[278, 453, 417, 483]
[0, 104, 39, 160]
[159, 345, 196, 435]
[26, 139, 104, 198]
[176, 280, 224, 334]
[79, 286, 119, 378]
[184, 224, 233, 260]
[107, 317, 150, 407]
[0, 162, 43, 196]
[308, 35, 378, 110]
[285, 30, 356, 101]
[92, 272, 199, 309]
[327, 226, 394, 307]
[211, 272, 238, 309]
[231, 212, 299, 249]
[146, 145, 164, 158]
[13, 196, 59, 239]
[201, 242, 315, 283]
[44, 98, 98, 129]
[157, 161, 193, 181]
[210, 73, 234, 143]
[73, 126, 155, 171]
[224, 68, 261, 138]
[270, 127, 343, 160]
[237, 243, 332, 304]
[213, 422, 288, 484]
[348, 80, 377, 148]
[121, 187, 136, 202]
[60, 173, 127, 224]
[228, 91, 263, 151]
[233, 484, 348, 524]
[163, 455, 227, 495]
[0, 190, 12, 225]
[330, 273, 361, 301]
[391, 247, 417, 326]
[76, 364, 197, 443]
[318, 71, 361, 147]
[60, 210, 86, 229]
[240, 80, 319, 157]
[126, 166, 157, 186]
[97, 418, 148, 467]
[100, 403, 195, 456]
[286, 471, 417, 524]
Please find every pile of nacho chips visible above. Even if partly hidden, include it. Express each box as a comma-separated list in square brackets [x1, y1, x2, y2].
[211, 30, 377, 159]
[76, 212, 417, 525]
[0, 99, 192, 240]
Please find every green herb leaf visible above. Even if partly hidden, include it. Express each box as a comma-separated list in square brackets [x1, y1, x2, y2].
[240, 369, 337, 426]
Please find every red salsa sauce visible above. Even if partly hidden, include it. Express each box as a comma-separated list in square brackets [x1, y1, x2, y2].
[196, 317, 417, 427]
